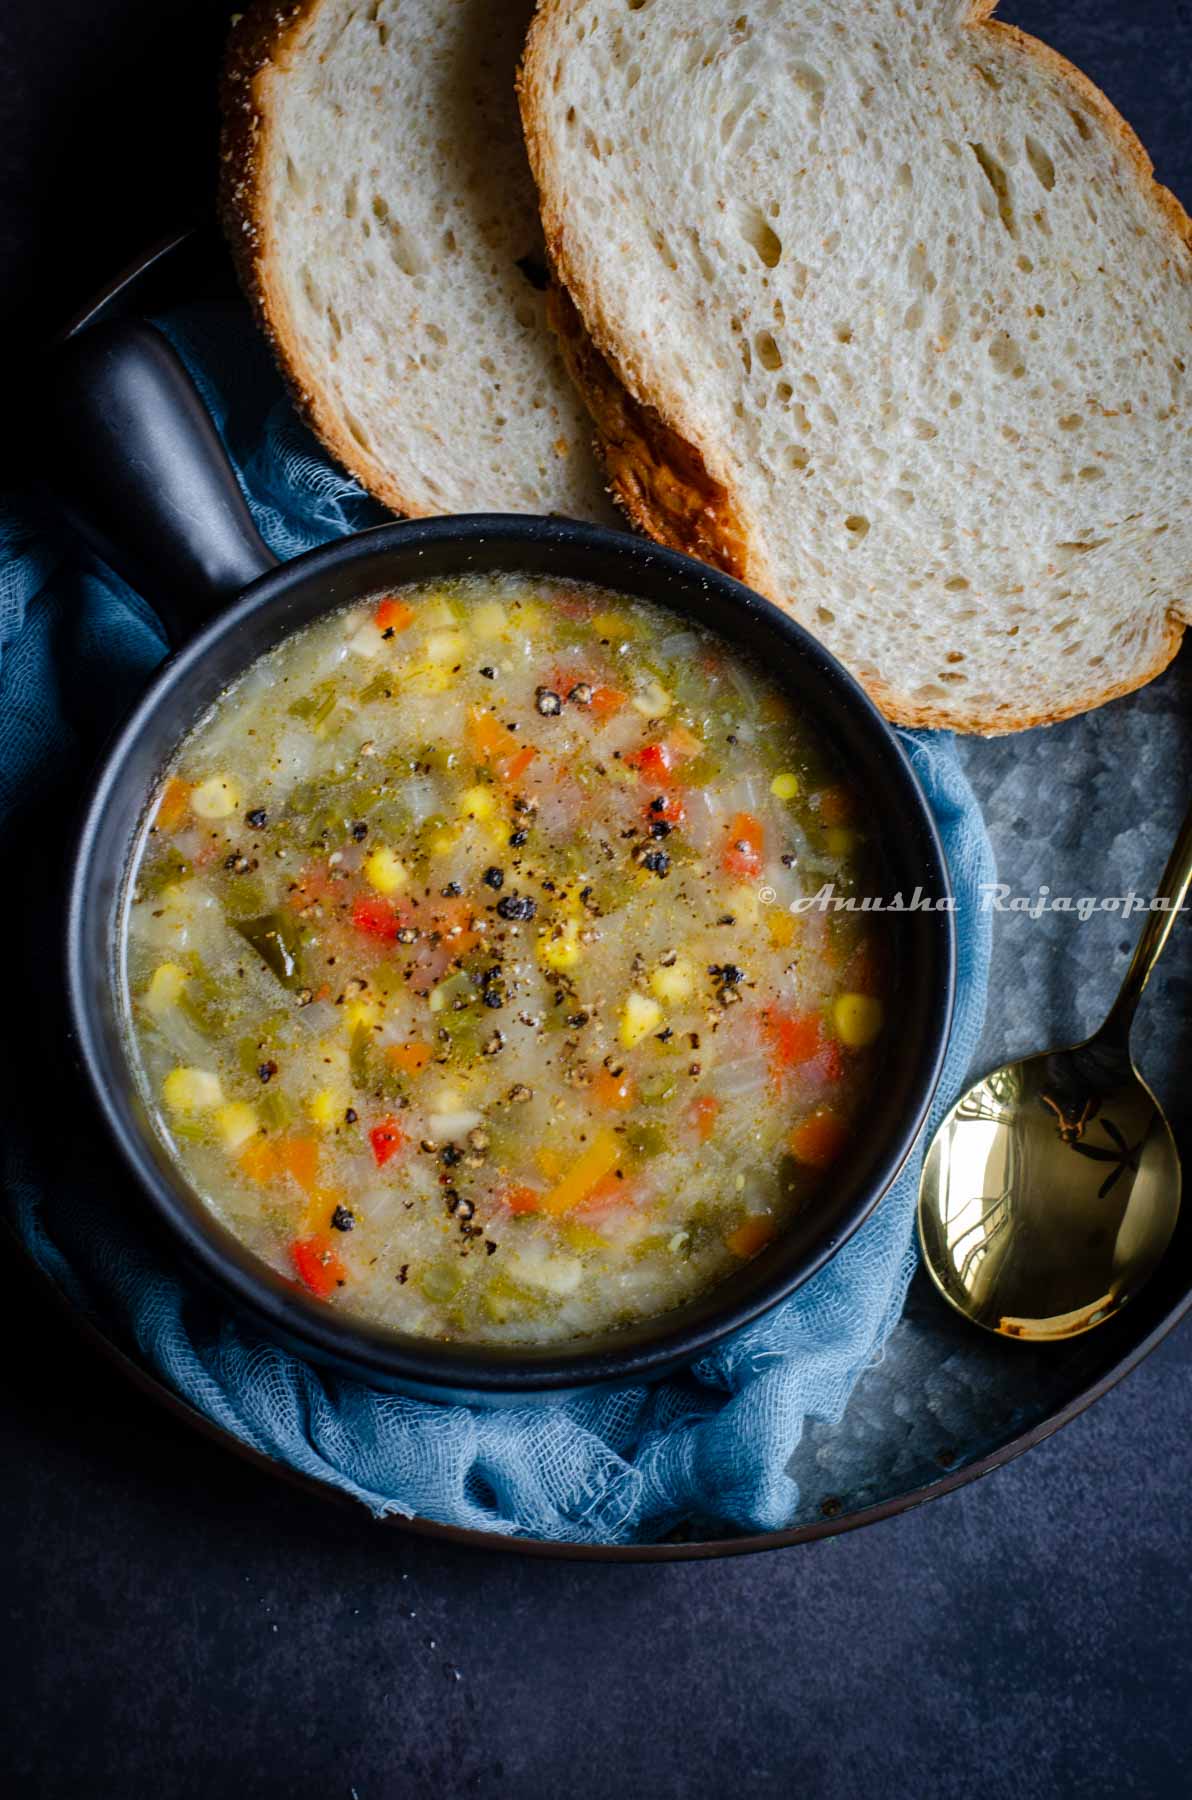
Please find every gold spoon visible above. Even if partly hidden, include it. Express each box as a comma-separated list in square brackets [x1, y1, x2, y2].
[918, 800, 1191, 1341]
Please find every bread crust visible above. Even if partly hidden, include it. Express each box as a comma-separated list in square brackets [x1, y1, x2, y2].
[219, 1, 424, 516]
[521, 0, 1192, 734]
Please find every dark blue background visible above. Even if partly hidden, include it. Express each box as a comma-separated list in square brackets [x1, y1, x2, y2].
[2, 4, 1189, 1794]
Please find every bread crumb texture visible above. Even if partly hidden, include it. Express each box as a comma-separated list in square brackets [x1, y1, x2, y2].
[523, 0, 1192, 732]
[221, 0, 613, 523]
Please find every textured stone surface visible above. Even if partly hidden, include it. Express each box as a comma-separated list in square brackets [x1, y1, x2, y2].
[1, 0, 1190, 1794]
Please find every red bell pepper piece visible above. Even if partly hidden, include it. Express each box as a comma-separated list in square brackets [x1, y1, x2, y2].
[369, 1118, 405, 1167]
[351, 894, 403, 940]
[723, 811, 765, 880]
[291, 1235, 346, 1298]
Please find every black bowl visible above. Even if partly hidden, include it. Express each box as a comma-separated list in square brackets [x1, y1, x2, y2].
[50, 317, 955, 1400]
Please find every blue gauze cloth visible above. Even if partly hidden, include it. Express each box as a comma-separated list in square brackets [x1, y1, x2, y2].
[0, 304, 995, 1543]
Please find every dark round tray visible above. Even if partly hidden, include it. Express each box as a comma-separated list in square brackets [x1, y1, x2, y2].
[21, 223, 1191, 1562]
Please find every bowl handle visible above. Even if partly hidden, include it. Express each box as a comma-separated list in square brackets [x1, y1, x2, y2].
[40, 318, 278, 645]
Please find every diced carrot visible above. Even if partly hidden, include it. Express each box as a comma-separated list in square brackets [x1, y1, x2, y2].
[589, 684, 626, 719]
[239, 1138, 279, 1184]
[503, 1184, 544, 1215]
[591, 1067, 635, 1110]
[691, 1095, 719, 1142]
[374, 596, 415, 633]
[789, 1107, 850, 1169]
[498, 744, 538, 785]
[154, 777, 190, 833]
[386, 1041, 434, 1076]
[762, 1007, 823, 1080]
[430, 896, 480, 959]
[351, 894, 403, 940]
[467, 706, 509, 763]
[291, 1234, 346, 1298]
[277, 1136, 319, 1194]
[723, 811, 765, 880]
[369, 1117, 405, 1167]
[644, 792, 686, 828]
[540, 1129, 623, 1216]
[576, 1170, 633, 1214]
[816, 786, 854, 827]
[725, 1215, 777, 1259]
[627, 741, 675, 785]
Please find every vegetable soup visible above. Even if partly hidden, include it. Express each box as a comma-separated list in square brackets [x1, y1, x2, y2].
[123, 578, 886, 1344]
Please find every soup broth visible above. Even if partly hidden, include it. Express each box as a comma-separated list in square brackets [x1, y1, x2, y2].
[123, 577, 886, 1345]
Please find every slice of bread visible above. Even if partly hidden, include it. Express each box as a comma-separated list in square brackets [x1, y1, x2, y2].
[221, 0, 612, 521]
[522, 0, 1192, 732]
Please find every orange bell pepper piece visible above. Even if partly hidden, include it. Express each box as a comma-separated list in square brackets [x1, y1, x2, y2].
[374, 596, 415, 633]
[725, 1215, 776, 1259]
[540, 1130, 623, 1216]
[291, 1235, 346, 1298]
[154, 777, 190, 833]
[789, 1107, 850, 1170]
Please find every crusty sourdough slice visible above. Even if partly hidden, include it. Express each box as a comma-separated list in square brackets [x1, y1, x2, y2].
[522, 0, 1192, 732]
[221, 0, 612, 521]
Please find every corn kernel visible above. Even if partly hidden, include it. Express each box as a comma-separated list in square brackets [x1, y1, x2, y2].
[833, 993, 884, 1048]
[620, 992, 663, 1048]
[307, 1087, 347, 1129]
[649, 959, 694, 1004]
[144, 962, 187, 1016]
[162, 1066, 223, 1113]
[345, 1000, 381, 1032]
[592, 609, 633, 639]
[364, 846, 407, 895]
[826, 826, 859, 857]
[770, 771, 800, 801]
[458, 785, 496, 822]
[540, 919, 582, 971]
[190, 775, 239, 819]
[767, 911, 797, 949]
[428, 826, 459, 855]
[215, 1101, 259, 1151]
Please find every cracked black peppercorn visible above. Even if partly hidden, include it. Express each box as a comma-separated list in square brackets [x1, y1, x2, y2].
[482, 866, 505, 890]
[535, 686, 562, 716]
[509, 828, 529, 848]
[479, 665, 495, 679]
[642, 849, 670, 875]
[496, 894, 537, 921]
[351, 821, 368, 841]
[330, 1205, 355, 1232]
[649, 820, 672, 839]
[483, 988, 504, 1009]
[246, 808, 268, 829]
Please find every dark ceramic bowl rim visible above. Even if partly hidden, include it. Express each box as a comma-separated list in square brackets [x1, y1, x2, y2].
[66, 512, 955, 1393]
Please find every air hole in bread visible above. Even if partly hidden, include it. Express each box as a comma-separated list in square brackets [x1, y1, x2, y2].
[969, 142, 1016, 237]
[1024, 136, 1056, 192]
[944, 576, 970, 592]
[755, 331, 783, 370]
[816, 606, 835, 626]
[1069, 108, 1093, 141]
[834, 323, 853, 344]
[844, 515, 870, 540]
[786, 446, 811, 471]
[988, 333, 1026, 378]
[737, 204, 782, 268]
[1078, 464, 1105, 480]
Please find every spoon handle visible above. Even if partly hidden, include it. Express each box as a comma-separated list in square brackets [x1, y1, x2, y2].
[1098, 796, 1192, 1049]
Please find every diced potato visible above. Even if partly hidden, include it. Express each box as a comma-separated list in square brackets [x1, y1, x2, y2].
[162, 1066, 223, 1113]
[144, 962, 187, 1017]
[425, 629, 469, 664]
[406, 662, 454, 696]
[620, 992, 663, 1048]
[348, 621, 386, 658]
[770, 771, 800, 801]
[833, 992, 884, 1048]
[215, 1101, 259, 1151]
[458, 785, 496, 822]
[649, 959, 694, 1004]
[364, 846, 407, 895]
[509, 1252, 583, 1295]
[727, 884, 760, 925]
[631, 679, 672, 718]
[190, 775, 240, 819]
[419, 595, 459, 631]
[470, 600, 508, 640]
[540, 918, 582, 971]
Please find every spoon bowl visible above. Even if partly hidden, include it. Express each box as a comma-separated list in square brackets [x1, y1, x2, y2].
[919, 798, 1191, 1342]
